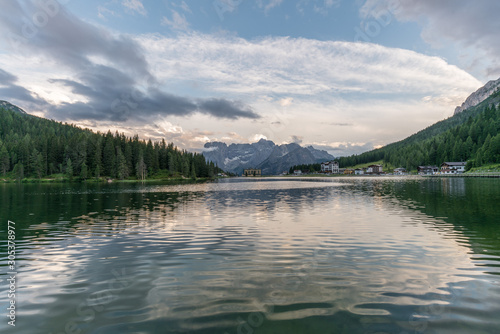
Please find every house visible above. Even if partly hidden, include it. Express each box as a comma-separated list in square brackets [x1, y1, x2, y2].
[293, 170, 303, 175]
[366, 164, 383, 174]
[417, 166, 439, 175]
[321, 160, 339, 174]
[355, 168, 365, 175]
[343, 169, 354, 175]
[243, 168, 261, 176]
[393, 168, 407, 175]
[440, 162, 466, 174]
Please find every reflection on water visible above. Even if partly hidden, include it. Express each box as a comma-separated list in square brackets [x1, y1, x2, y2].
[0, 177, 499, 333]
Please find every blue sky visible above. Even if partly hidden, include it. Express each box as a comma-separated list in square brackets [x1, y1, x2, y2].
[1, 0, 499, 156]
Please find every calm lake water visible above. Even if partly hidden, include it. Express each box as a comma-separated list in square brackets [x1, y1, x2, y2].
[1, 177, 500, 334]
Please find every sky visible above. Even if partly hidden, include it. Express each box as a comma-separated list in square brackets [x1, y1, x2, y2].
[0, 0, 499, 156]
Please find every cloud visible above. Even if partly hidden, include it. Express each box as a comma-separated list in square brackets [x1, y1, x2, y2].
[98, 6, 120, 20]
[140, 33, 481, 101]
[0, 1, 258, 122]
[360, 0, 500, 78]
[297, 0, 340, 15]
[0, 68, 46, 106]
[291, 135, 303, 144]
[175, 1, 192, 14]
[161, 10, 190, 31]
[198, 99, 259, 119]
[257, 0, 284, 13]
[122, 0, 147, 16]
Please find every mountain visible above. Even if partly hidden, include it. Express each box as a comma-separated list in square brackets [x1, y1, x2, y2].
[203, 139, 334, 175]
[454, 77, 500, 115]
[0, 100, 27, 114]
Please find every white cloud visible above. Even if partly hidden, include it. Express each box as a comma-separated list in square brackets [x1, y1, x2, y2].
[161, 10, 190, 31]
[122, 0, 147, 16]
[98, 6, 120, 20]
[257, 0, 284, 13]
[138, 33, 481, 101]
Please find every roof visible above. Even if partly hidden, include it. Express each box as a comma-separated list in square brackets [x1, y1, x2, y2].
[442, 162, 466, 166]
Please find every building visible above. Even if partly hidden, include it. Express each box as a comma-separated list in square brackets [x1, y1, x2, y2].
[243, 168, 261, 177]
[344, 169, 354, 175]
[293, 169, 303, 175]
[440, 162, 466, 174]
[393, 168, 407, 175]
[366, 164, 383, 174]
[355, 168, 365, 175]
[321, 160, 339, 174]
[417, 166, 439, 175]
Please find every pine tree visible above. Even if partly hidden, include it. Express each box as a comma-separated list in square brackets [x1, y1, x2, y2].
[116, 147, 129, 180]
[66, 158, 73, 179]
[80, 162, 88, 180]
[190, 161, 196, 179]
[13, 162, 24, 181]
[103, 139, 115, 177]
[0, 145, 9, 175]
[136, 154, 147, 181]
[30, 148, 43, 178]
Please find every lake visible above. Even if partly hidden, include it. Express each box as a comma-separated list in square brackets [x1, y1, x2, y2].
[1, 177, 500, 334]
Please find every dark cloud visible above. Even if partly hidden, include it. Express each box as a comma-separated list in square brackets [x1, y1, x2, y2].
[0, 0, 259, 122]
[291, 135, 303, 144]
[328, 122, 353, 126]
[198, 99, 260, 119]
[0, 68, 47, 105]
[0, 68, 17, 83]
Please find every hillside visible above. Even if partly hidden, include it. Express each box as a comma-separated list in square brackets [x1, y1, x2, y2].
[0, 103, 218, 181]
[338, 89, 500, 170]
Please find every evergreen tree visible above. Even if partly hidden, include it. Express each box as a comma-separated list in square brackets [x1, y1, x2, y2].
[13, 162, 24, 181]
[136, 154, 147, 181]
[80, 162, 88, 180]
[190, 161, 196, 179]
[66, 158, 73, 179]
[0, 145, 9, 175]
[103, 139, 115, 177]
[30, 149, 44, 178]
[116, 147, 129, 180]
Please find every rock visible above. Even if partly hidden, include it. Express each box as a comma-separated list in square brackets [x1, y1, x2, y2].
[454, 77, 500, 115]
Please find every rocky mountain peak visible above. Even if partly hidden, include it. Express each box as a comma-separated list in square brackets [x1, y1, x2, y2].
[454, 77, 500, 115]
[0, 100, 27, 114]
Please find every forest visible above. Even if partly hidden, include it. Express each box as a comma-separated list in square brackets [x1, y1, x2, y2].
[292, 90, 500, 172]
[0, 106, 219, 181]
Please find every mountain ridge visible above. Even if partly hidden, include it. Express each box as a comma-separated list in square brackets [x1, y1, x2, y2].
[203, 139, 334, 175]
[454, 77, 500, 115]
[0, 100, 27, 115]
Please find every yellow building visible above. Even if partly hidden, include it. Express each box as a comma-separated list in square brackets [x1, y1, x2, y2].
[243, 169, 262, 176]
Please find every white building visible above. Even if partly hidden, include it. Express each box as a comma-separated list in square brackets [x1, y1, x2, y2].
[355, 168, 365, 175]
[393, 168, 407, 175]
[440, 162, 466, 174]
[321, 161, 339, 174]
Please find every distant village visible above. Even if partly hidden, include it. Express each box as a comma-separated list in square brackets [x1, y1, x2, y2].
[243, 161, 467, 176]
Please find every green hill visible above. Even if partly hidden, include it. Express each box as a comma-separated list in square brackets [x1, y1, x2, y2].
[337, 89, 500, 171]
[0, 103, 218, 181]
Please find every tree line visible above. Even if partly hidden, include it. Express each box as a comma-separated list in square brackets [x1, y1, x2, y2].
[0, 108, 219, 180]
